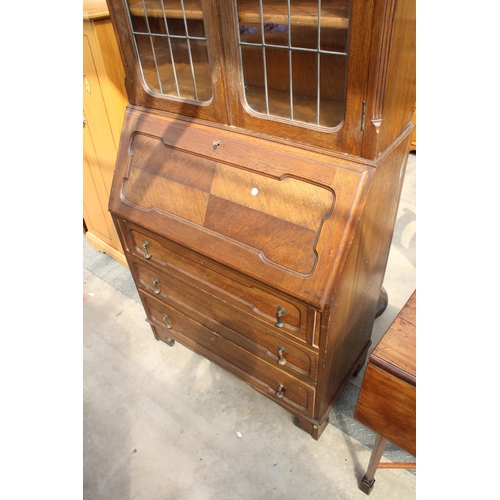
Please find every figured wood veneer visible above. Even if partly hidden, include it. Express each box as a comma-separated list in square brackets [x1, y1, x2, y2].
[123, 132, 335, 275]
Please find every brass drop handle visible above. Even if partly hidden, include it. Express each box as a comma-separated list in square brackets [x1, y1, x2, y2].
[153, 278, 160, 294]
[275, 306, 286, 327]
[142, 240, 151, 259]
[277, 346, 287, 366]
[162, 314, 172, 329]
[276, 384, 285, 398]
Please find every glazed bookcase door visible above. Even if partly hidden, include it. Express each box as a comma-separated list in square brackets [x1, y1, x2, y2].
[107, 0, 228, 123]
[107, 0, 375, 154]
[219, 0, 373, 154]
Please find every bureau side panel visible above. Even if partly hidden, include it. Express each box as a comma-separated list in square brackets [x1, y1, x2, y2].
[315, 133, 411, 420]
[347, 133, 411, 332]
[314, 240, 371, 423]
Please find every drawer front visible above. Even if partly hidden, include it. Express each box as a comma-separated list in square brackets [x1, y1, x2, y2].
[130, 256, 317, 382]
[120, 219, 312, 344]
[140, 290, 315, 417]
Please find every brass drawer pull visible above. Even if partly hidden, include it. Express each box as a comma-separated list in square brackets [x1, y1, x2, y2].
[276, 384, 285, 398]
[277, 346, 287, 366]
[162, 314, 172, 329]
[153, 278, 161, 294]
[142, 240, 151, 259]
[275, 306, 286, 327]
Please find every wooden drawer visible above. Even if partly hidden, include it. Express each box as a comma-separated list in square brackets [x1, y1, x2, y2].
[140, 290, 315, 417]
[130, 256, 318, 382]
[119, 219, 312, 344]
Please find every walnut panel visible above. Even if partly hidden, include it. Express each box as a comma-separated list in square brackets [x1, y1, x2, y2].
[203, 196, 319, 274]
[121, 130, 334, 275]
[210, 163, 334, 231]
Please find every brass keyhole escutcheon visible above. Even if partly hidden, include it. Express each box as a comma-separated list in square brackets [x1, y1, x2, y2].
[277, 347, 287, 365]
[153, 278, 160, 294]
[276, 384, 284, 398]
[275, 306, 286, 327]
[142, 240, 151, 259]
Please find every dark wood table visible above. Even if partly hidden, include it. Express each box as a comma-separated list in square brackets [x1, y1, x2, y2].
[354, 291, 416, 494]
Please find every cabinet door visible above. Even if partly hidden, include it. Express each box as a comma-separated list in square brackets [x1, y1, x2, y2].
[107, 0, 228, 123]
[219, 0, 373, 154]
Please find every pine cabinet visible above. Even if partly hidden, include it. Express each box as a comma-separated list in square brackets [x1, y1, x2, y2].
[107, 0, 415, 439]
[83, 1, 129, 264]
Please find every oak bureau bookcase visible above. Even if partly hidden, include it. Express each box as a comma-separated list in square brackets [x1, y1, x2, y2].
[106, 0, 415, 439]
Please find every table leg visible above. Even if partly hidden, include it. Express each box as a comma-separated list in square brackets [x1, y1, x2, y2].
[359, 433, 388, 495]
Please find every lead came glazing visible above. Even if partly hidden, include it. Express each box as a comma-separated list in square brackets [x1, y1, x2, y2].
[235, 0, 351, 128]
[126, 0, 213, 101]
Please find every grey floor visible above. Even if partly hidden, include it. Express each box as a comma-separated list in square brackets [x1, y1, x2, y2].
[83, 152, 416, 499]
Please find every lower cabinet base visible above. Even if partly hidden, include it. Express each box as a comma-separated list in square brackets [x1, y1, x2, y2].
[149, 316, 372, 441]
[161, 336, 175, 347]
[293, 413, 330, 441]
[151, 320, 319, 432]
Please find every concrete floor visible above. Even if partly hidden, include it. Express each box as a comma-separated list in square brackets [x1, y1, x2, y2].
[83, 153, 416, 499]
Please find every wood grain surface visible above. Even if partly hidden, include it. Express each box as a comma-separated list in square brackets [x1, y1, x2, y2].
[354, 291, 416, 455]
